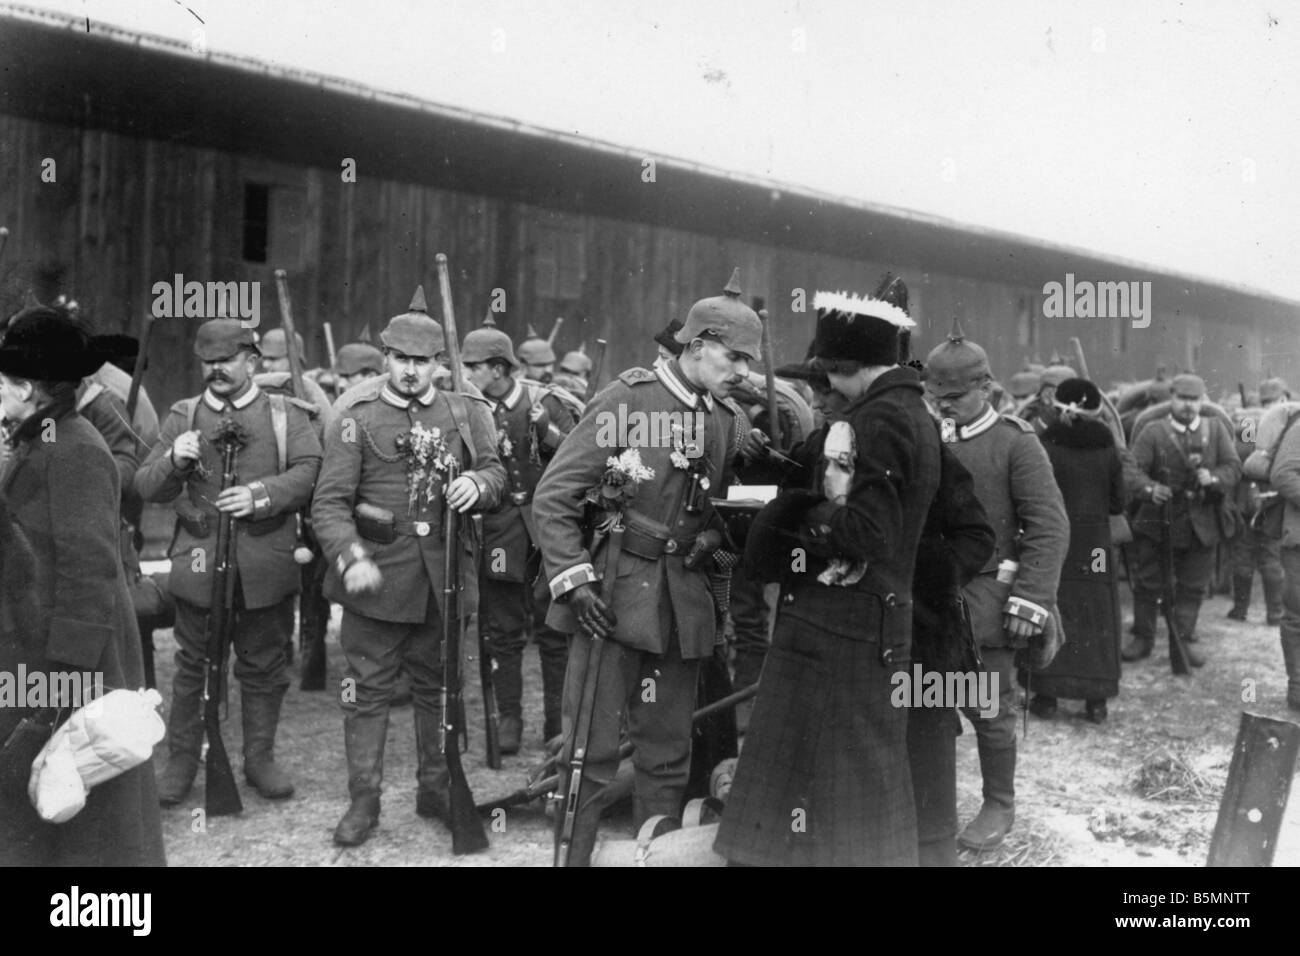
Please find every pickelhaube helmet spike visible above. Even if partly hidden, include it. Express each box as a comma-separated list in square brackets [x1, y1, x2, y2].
[408, 285, 429, 314]
[482, 311, 497, 328]
[723, 268, 743, 297]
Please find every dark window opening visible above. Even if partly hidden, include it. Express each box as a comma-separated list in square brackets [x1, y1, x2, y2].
[243, 183, 269, 263]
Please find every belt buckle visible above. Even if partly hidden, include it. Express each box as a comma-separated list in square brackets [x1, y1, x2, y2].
[510, 491, 528, 506]
[414, 521, 431, 537]
[664, 539, 678, 554]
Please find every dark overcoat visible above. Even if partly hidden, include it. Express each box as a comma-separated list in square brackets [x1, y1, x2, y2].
[715, 366, 941, 866]
[1021, 417, 1126, 700]
[0, 405, 165, 866]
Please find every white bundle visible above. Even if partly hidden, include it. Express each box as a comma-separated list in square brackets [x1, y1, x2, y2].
[28, 688, 166, 823]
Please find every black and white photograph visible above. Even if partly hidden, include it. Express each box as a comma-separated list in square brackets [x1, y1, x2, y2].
[0, 0, 1297, 899]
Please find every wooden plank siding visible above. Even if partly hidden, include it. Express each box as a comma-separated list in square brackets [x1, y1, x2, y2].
[0, 112, 1283, 410]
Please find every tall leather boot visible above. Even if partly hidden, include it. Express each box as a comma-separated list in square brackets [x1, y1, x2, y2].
[1280, 631, 1300, 710]
[1173, 596, 1207, 668]
[958, 741, 1016, 851]
[414, 707, 452, 823]
[157, 685, 204, 807]
[1263, 571, 1286, 626]
[333, 712, 388, 846]
[492, 646, 525, 755]
[1122, 595, 1159, 661]
[1227, 574, 1252, 621]
[538, 637, 569, 744]
[241, 686, 295, 799]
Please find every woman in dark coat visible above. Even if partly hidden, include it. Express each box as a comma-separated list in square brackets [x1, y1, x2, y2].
[1024, 377, 1127, 723]
[0, 308, 166, 866]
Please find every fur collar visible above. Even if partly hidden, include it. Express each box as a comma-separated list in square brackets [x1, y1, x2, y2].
[1041, 417, 1114, 450]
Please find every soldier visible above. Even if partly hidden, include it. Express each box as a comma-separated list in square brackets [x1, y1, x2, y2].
[1123, 373, 1241, 665]
[1015, 362, 1077, 426]
[256, 327, 336, 690]
[516, 326, 557, 383]
[553, 344, 593, 399]
[1007, 367, 1042, 411]
[460, 324, 577, 752]
[1228, 379, 1291, 623]
[334, 343, 385, 394]
[136, 318, 322, 805]
[716, 285, 939, 866]
[533, 270, 757, 866]
[923, 320, 1069, 851]
[312, 290, 505, 847]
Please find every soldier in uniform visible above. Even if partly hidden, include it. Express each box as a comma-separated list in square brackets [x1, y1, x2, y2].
[136, 319, 323, 805]
[256, 327, 336, 690]
[1122, 373, 1240, 665]
[923, 320, 1069, 851]
[461, 324, 577, 752]
[533, 272, 758, 866]
[311, 291, 506, 847]
[553, 345, 593, 399]
[516, 326, 557, 384]
[716, 286, 938, 866]
[1227, 378, 1290, 623]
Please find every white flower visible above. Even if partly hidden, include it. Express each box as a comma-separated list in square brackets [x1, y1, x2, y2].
[670, 450, 690, 470]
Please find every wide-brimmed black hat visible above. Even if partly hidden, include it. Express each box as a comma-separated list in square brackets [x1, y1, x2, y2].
[0, 307, 104, 382]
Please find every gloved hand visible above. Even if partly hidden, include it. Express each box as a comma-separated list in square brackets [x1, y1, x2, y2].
[739, 428, 770, 462]
[568, 582, 617, 639]
[684, 529, 723, 571]
[529, 401, 551, 435]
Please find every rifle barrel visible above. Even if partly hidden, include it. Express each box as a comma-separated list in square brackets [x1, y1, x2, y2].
[203, 436, 243, 815]
[273, 269, 307, 400]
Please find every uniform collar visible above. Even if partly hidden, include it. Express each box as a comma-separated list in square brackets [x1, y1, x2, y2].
[956, 404, 999, 441]
[656, 360, 715, 411]
[1169, 415, 1202, 434]
[203, 380, 260, 412]
[380, 383, 437, 409]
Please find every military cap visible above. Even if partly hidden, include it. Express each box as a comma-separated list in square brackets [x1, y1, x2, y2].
[461, 327, 519, 368]
[1170, 373, 1206, 399]
[812, 288, 915, 367]
[1259, 377, 1291, 404]
[1039, 364, 1078, 388]
[195, 318, 259, 361]
[517, 325, 556, 365]
[675, 268, 763, 361]
[380, 285, 445, 358]
[336, 343, 385, 376]
[560, 344, 593, 376]
[259, 327, 305, 361]
[924, 318, 991, 391]
[1007, 369, 1042, 398]
[654, 319, 686, 356]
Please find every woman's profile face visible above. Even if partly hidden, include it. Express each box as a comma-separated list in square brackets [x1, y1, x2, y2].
[0, 373, 32, 424]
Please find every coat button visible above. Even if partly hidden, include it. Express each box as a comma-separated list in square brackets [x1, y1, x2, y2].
[783, 592, 794, 604]
[885, 593, 897, 608]
[664, 540, 678, 554]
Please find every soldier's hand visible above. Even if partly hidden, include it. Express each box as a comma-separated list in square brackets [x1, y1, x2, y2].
[216, 485, 255, 517]
[1150, 483, 1173, 504]
[171, 430, 202, 467]
[344, 558, 382, 595]
[569, 582, 617, 639]
[684, 529, 723, 571]
[1196, 468, 1214, 488]
[529, 402, 551, 433]
[446, 475, 481, 512]
[1004, 615, 1040, 643]
[739, 428, 770, 461]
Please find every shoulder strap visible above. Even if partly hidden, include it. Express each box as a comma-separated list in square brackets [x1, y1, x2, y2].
[182, 397, 200, 432]
[77, 381, 104, 412]
[268, 393, 288, 474]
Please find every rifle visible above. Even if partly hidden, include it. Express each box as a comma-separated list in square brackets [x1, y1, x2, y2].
[547, 316, 564, 346]
[555, 523, 624, 867]
[203, 418, 247, 816]
[441, 489, 490, 853]
[273, 269, 307, 400]
[1159, 494, 1193, 676]
[480, 682, 759, 814]
[758, 304, 781, 448]
[585, 338, 607, 403]
[126, 311, 154, 426]
[434, 254, 501, 766]
[323, 321, 338, 372]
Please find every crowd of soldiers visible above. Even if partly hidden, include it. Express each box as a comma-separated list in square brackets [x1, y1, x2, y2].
[0, 267, 1293, 868]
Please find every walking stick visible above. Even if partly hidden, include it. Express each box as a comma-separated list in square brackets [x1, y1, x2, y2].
[555, 523, 624, 867]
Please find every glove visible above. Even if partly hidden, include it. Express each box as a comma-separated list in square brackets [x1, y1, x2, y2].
[529, 402, 551, 435]
[568, 582, 617, 639]
[739, 428, 770, 462]
[684, 529, 723, 571]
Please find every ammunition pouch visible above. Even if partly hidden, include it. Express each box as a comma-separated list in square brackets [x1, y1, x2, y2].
[355, 503, 397, 544]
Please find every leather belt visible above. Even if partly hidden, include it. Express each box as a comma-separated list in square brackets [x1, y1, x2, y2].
[394, 519, 440, 538]
[620, 525, 697, 560]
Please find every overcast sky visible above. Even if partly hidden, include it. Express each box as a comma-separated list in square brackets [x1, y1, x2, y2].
[20, 0, 1300, 301]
